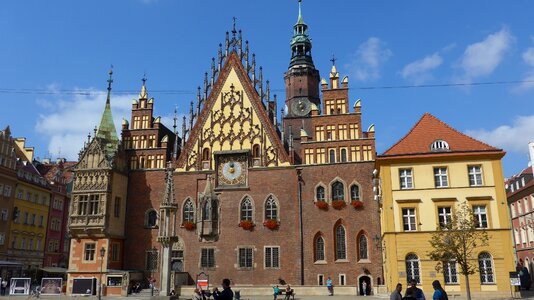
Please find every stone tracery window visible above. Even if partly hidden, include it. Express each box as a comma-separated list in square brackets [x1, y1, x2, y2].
[264, 196, 278, 220]
[240, 197, 253, 221]
[332, 181, 344, 201]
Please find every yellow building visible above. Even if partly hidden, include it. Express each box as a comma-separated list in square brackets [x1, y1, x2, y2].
[376, 113, 514, 298]
[9, 138, 50, 273]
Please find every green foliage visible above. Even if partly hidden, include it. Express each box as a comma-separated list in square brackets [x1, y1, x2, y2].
[428, 201, 489, 276]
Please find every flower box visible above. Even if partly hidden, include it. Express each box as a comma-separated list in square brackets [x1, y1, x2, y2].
[315, 201, 328, 210]
[351, 200, 364, 209]
[263, 219, 279, 230]
[239, 220, 255, 231]
[183, 221, 196, 230]
[332, 200, 346, 210]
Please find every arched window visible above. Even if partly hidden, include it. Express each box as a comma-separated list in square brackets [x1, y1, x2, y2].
[240, 197, 253, 221]
[202, 201, 210, 221]
[405, 254, 420, 283]
[202, 148, 210, 161]
[332, 181, 344, 201]
[350, 184, 360, 201]
[252, 144, 260, 158]
[265, 196, 278, 220]
[315, 236, 325, 261]
[478, 252, 494, 283]
[316, 186, 326, 201]
[359, 235, 368, 260]
[329, 149, 336, 163]
[146, 210, 158, 228]
[183, 199, 194, 222]
[335, 225, 346, 260]
[340, 149, 347, 162]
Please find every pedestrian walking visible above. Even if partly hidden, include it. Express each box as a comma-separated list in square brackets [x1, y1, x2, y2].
[390, 283, 402, 300]
[406, 279, 425, 300]
[431, 280, 448, 300]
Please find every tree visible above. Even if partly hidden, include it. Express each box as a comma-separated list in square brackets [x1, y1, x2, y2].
[428, 202, 489, 300]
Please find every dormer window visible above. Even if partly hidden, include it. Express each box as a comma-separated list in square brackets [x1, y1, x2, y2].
[430, 140, 450, 152]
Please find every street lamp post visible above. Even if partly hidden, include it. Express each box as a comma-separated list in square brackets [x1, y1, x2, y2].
[98, 247, 106, 300]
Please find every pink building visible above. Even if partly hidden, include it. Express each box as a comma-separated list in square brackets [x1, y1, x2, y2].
[506, 142, 534, 276]
[36, 159, 74, 269]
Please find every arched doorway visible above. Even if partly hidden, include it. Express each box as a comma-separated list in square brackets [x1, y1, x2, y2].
[358, 275, 371, 296]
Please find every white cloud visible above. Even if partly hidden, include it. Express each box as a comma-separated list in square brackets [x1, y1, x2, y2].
[400, 52, 443, 84]
[459, 28, 513, 82]
[346, 37, 392, 81]
[516, 44, 534, 91]
[465, 115, 534, 153]
[35, 89, 135, 160]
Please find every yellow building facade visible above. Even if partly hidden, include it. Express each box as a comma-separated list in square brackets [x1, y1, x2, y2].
[376, 113, 515, 298]
[9, 138, 50, 272]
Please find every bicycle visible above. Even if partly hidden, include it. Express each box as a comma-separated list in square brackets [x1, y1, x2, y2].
[27, 286, 40, 299]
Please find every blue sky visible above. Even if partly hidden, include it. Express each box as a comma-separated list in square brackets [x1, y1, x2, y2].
[1, 1, 534, 177]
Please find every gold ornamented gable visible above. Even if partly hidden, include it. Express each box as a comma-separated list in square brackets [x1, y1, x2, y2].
[177, 52, 289, 171]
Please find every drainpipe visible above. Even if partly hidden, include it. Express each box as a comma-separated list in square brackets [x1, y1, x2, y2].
[297, 167, 304, 285]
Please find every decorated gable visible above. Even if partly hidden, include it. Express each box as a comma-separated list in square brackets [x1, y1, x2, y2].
[177, 53, 289, 171]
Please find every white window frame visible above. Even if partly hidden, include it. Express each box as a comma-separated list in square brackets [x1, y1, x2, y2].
[443, 260, 458, 284]
[473, 205, 488, 229]
[468, 165, 483, 186]
[402, 208, 417, 231]
[434, 167, 448, 188]
[478, 252, 495, 284]
[438, 206, 452, 228]
[399, 168, 413, 189]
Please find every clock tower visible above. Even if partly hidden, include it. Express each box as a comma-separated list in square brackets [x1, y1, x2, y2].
[283, 0, 320, 163]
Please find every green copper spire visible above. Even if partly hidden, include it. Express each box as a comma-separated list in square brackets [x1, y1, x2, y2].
[96, 67, 119, 158]
[296, 0, 304, 25]
[290, 0, 314, 68]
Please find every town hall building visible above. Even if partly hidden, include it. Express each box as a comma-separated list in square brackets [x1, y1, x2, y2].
[66, 2, 382, 297]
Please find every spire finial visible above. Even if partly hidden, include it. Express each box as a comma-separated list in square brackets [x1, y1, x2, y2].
[106, 65, 113, 104]
[330, 54, 336, 66]
[232, 16, 237, 35]
[298, 0, 302, 19]
[140, 73, 148, 99]
[173, 105, 178, 134]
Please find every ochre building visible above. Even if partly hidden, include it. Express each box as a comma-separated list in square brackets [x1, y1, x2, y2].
[376, 113, 515, 298]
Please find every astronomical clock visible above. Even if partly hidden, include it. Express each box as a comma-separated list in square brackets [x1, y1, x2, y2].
[216, 151, 248, 188]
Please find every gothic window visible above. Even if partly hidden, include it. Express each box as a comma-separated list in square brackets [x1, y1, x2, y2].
[252, 144, 260, 158]
[335, 225, 346, 260]
[332, 181, 344, 201]
[350, 184, 360, 201]
[406, 253, 421, 283]
[478, 252, 494, 284]
[88, 195, 99, 215]
[358, 234, 368, 260]
[315, 235, 325, 262]
[211, 200, 218, 220]
[264, 196, 278, 220]
[202, 148, 210, 161]
[78, 195, 88, 215]
[183, 199, 194, 222]
[202, 201, 210, 221]
[240, 197, 253, 221]
[316, 186, 326, 202]
[145, 209, 158, 228]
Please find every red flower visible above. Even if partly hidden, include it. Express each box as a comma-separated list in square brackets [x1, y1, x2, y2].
[239, 220, 255, 231]
[315, 201, 328, 210]
[332, 200, 346, 210]
[351, 200, 364, 209]
[183, 221, 196, 230]
[263, 219, 279, 230]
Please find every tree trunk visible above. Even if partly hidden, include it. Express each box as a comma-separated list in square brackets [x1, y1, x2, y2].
[464, 274, 471, 300]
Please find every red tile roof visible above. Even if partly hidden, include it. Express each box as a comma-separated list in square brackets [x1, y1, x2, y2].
[382, 113, 501, 156]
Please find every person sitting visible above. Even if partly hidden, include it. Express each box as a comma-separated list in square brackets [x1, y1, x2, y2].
[284, 284, 293, 300]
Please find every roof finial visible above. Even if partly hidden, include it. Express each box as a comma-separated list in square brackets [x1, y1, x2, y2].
[173, 105, 178, 134]
[106, 65, 113, 104]
[298, 0, 302, 19]
[330, 54, 336, 66]
[232, 16, 237, 35]
[140, 73, 148, 99]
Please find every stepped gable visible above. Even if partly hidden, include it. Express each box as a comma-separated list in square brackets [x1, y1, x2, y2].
[176, 51, 290, 169]
[382, 112, 502, 157]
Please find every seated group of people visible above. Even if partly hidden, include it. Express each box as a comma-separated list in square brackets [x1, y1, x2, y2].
[273, 284, 294, 300]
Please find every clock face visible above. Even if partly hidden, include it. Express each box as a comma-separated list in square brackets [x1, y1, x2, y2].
[217, 155, 247, 187]
[291, 98, 312, 117]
